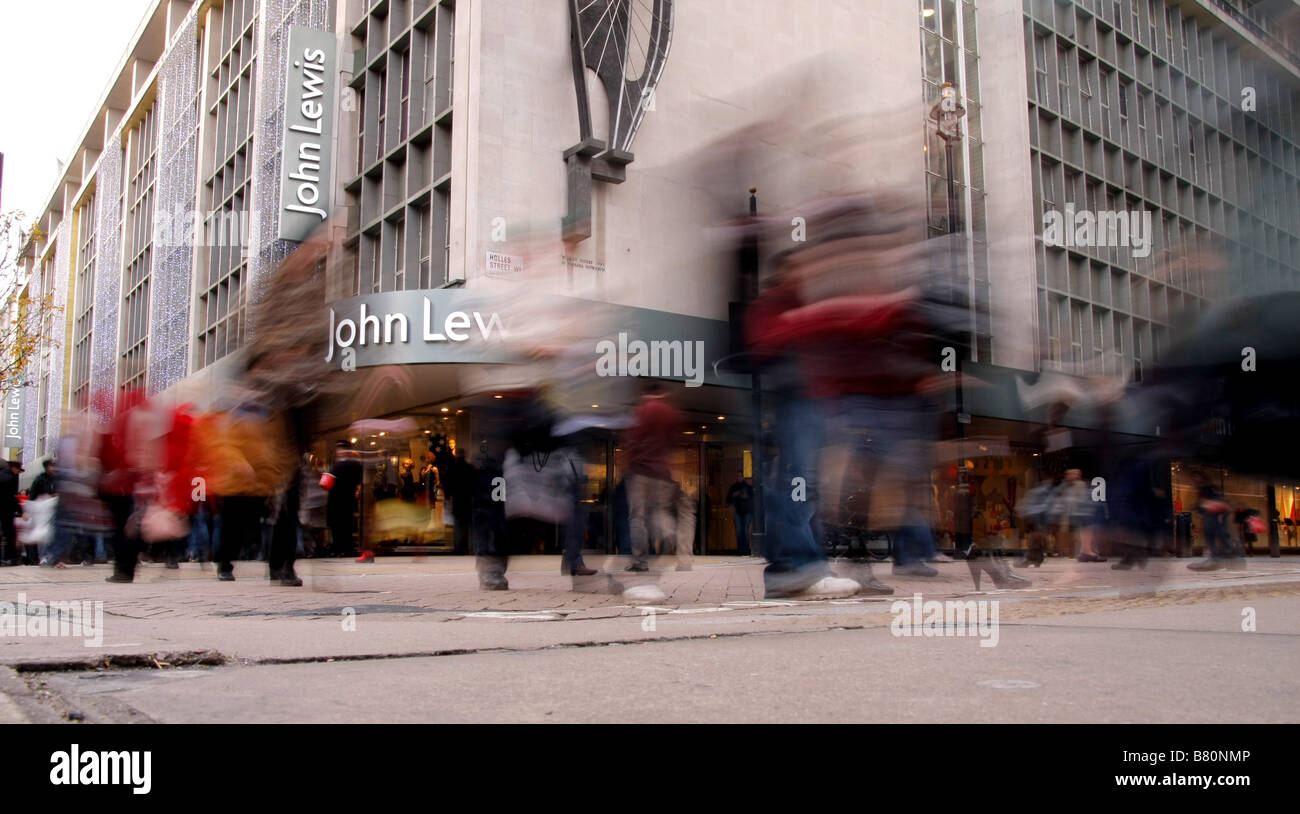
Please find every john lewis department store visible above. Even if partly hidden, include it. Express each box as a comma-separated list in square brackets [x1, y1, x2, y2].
[11, 0, 1300, 556]
[8, 0, 935, 555]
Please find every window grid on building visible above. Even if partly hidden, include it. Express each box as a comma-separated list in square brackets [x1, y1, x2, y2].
[345, 0, 455, 297]
[36, 373, 50, 459]
[1024, 0, 1300, 376]
[36, 249, 56, 457]
[70, 195, 97, 411]
[120, 106, 158, 394]
[197, 0, 258, 371]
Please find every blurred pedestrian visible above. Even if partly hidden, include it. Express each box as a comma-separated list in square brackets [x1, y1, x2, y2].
[100, 391, 145, 583]
[0, 460, 23, 565]
[1015, 478, 1056, 567]
[1054, 468, 1105, 562]
[1188, 471, 1246, 571]
[324, 441, 363, 557]
[29, 459, 57, 498]
[622, 382, 693, 596]
[725, 474, 754, 556]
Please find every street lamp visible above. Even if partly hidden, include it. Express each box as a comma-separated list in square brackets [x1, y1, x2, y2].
[929, 81, 972, 553]
[929, 81, 966, 235]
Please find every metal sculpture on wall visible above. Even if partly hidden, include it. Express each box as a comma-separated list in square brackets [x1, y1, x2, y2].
[564, 0, 674, 240]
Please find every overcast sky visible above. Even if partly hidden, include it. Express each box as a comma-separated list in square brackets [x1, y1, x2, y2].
[0, 0, 156, 218]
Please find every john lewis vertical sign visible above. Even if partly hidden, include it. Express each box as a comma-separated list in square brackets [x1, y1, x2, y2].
[4, 389, 21, 449]
[278, 26, 336, 241]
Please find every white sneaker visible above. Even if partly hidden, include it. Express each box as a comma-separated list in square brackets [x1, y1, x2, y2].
[787, 576, 861, 600]
[623, 584, 668, 603]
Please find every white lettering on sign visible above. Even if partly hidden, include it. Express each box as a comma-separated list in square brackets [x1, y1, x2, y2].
[279, 27, 335, 241]
[4, 390, 22, 445]
[324, 299, 507, 363]
[485, 252, 523, 277]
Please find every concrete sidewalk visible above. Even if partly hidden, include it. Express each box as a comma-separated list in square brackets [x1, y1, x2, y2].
[2, 554, 1298, 668]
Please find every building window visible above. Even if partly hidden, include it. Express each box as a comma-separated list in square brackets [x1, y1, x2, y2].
[1171, 112, 1181, 175]
[71, 196, 96, 411]
[1181, 19, 1192, 71]
[355, 89, 366, 173]
[120, 106, 157, 394]
[1118, 82, 1130, 145]
[1136, 90, 1148, 154]
[1165, 5, 1176, 59]
[1078, 57, 1093, 130]
[1154, 102, 1165, 163]
[418, 205, 431, 288]
[1034, 34, 1050, 105]
[1098, 69, 1111, 139]
[394, 219, 406, 291]
[1048, 295, 1064, 363]
[36, 373, 50, 458]
[1092, 309, 1105, 374]
[1057, 45, 1071, 119]
[399, 48, 411, 143]
[1041, 164, 1056, 218]
[1071, 302, 1085, 367]
[376, 67, 387, 161]
[1114, 315, 1127, 378]
[443, 197, 451, 280]
[1133, 326, 1144, 383]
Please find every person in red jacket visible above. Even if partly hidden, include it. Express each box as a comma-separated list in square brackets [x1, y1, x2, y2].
[101, 389, 145, 583]
[155, 404, 199, 569]
[621, 382, 695, 599]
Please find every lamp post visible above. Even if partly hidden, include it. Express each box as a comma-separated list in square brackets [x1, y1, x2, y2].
[930, 81, 971, 553]
[746, 186, 764, 559]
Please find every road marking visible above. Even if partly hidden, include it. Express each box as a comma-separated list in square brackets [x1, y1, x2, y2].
[977, 679, 1041, 690]
[462, 611, 563, 621]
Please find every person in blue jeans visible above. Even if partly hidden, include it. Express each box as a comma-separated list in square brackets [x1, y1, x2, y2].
[1189, 471, 1246, 571]
[826, 394, 943, 574]
[762, 392, 838, 594]
[187, 501, 214, 562]
[725, 474, 754, 556]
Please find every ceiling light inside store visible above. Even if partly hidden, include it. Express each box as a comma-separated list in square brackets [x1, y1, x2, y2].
[349, 437, 357, 443]
[923, 8, 935, 17]
[441, 407, 449, 412]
